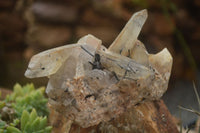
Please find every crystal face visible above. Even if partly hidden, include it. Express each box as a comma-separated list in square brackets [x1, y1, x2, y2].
[25, 10, 173, 128]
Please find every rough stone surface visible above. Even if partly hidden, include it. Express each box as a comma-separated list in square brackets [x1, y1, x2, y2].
[25, 10, 175, 132]
[49, 100, 178, 133]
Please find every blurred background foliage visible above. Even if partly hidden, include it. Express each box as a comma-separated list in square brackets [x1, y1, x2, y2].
[0, 0, 200, 128]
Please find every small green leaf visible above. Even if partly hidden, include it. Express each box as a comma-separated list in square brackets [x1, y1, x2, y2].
[29, 109, 37, 123]
[23, 84, 35, 93]
[6, 126, 21, 133]
[23, 122, 31, 133]
[0, 101, 5, 110]
[33, 130, 44, 133]
[21, 110, 30, 131]
[0, 120, 6, 128]
[30, 117, 40, 131]
[38, 117, 47, 130]
[44, 126, 52, 133]
[10, 119, 20, 127]
[13, 119, 20, 125]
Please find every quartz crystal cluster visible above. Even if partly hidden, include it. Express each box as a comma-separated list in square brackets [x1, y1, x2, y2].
[25, 9, 173, 128]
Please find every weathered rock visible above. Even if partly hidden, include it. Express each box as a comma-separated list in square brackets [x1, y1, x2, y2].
[25, 9, 175, 132]
[49, 100, 178, 133]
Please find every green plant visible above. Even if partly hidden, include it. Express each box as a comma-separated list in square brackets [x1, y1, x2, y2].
[6, 83, 49, 117]
[0, 109, 52, 133]
[0, 83, 51, 133]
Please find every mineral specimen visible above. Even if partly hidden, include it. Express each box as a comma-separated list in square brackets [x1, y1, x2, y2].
[25, 9, 173, 128]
